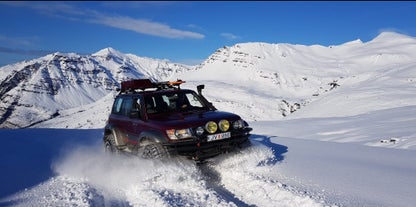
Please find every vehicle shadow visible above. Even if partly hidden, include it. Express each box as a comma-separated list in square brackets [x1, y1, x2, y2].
[250, 134, 288, 165]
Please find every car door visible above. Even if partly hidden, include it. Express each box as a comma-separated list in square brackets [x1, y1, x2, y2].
[129, 96, 148, 143]
[108, 96, 134, 146]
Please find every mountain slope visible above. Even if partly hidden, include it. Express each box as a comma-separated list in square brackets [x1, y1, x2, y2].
[172, 31, 416, 120]
[1, 32, 416, 128]
[0, 48, 191, 128]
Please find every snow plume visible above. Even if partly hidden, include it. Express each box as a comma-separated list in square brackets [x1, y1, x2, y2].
[51, 145, 229, 206]
[5, 134, 326, 207]
[51, 143, 325, 207]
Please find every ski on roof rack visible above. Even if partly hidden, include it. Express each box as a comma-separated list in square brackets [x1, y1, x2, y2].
[120, 79, 186, 92]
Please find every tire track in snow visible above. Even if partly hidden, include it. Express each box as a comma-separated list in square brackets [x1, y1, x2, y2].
[207, 141, 325, 207]
[199, 162, 255, 207]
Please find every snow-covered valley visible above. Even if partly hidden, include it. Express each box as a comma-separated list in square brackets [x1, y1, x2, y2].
[1, 114, 416, 207]
[1, 31, 416, 206]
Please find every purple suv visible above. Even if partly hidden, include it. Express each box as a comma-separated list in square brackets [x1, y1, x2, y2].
[103, 79, 252, 161]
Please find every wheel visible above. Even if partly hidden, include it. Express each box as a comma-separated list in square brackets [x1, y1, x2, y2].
[140, 143, 169, 159]
[104, 134, 120, 154]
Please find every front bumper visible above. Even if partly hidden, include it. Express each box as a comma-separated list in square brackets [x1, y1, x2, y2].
[164, 128, 252, 160]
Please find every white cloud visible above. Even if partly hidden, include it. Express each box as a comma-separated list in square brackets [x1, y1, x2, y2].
[3, 2, 205, 39]
[0, 35, 40, 47]
[221, 33, 241, 40]
[1, 2, 88, 16]
[91, 15, 205, 39]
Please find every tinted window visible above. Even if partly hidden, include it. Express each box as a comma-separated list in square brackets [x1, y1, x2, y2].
[145, 91, 206, 114]
[112, 96, 134, 116]
[121, 97, 133, 116]
[112, 97, 123, 114]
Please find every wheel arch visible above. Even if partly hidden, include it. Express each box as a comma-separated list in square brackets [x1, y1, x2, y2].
[103, 124, 124, 146]
[138, 130, 168, 144]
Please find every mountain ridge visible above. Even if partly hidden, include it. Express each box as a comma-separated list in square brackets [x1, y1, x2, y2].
[1, 31, 416, 128]
[0, 48, 192, 128]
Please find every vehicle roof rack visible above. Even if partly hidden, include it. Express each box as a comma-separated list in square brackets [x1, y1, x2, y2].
[119, 79, 186, 93]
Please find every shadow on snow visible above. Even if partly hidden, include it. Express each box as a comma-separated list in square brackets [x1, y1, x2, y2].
[250, 134, 288, 165]
[0, 128, 102, 199]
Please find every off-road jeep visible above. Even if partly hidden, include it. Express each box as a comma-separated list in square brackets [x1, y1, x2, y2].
[103, 79, 252, 161]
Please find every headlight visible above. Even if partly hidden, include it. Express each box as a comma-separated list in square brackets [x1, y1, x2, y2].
[233, 119, 244, 129]
[205, 121, 218, 134]
[166, 128, 193, 140]
[219, 119, 230, 132]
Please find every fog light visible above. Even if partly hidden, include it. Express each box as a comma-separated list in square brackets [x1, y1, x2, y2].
[219, 119, 230, 132]
[195, 126, 204, 135]
[205, 121, 218, 134]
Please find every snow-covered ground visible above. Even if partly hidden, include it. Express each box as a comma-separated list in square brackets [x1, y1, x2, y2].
[2, 104, 416, 206]
[1, 32, 416, 206]
[1, 111, 416, 207]
[0, 129, 324, 207]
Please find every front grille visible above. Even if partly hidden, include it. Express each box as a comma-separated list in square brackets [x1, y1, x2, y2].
[164, 135, 249, 160]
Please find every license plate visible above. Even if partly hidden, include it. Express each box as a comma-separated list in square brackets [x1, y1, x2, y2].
[207, 132, 231, 142]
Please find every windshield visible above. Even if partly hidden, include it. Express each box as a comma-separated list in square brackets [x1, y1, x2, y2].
[144, 91, 207, 114]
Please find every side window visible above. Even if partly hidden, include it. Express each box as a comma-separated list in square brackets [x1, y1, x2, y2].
[112, 97, 123, 114]
[121, 98, 133, 116]
[112, 97, 134, 116]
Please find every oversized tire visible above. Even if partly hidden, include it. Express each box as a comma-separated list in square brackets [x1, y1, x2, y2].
[104, 134, 120, 154]
[140, 143, 169, 159]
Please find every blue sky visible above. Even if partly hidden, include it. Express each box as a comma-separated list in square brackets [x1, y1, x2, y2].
[1, 1, 415, 66]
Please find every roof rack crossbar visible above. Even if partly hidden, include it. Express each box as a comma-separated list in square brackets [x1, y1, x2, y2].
[120, 79, 185, 93]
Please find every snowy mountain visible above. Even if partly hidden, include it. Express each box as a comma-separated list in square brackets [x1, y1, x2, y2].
[177, 31, 416, 120]
[15, 31, 416, 129]
[1, 32, 416, 207]
[0, 48, 191, 128]
[1, 31, 416, 128]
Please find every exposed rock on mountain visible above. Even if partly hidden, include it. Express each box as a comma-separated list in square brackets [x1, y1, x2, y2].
[1, 32, 416, 128]
[0, 48, 191, 128]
